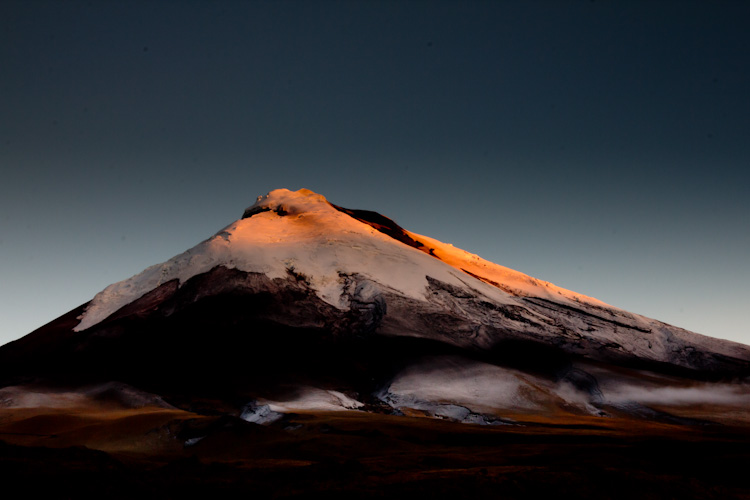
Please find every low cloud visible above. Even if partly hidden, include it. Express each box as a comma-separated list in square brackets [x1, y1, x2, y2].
[605, 383, 750, 406]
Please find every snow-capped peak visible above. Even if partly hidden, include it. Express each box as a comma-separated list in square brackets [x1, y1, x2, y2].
[74, 188, 622, 332]
[242, 188, 331, 218]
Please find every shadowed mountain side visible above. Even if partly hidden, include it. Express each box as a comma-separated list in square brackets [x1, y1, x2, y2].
[0, 303, 89, 370]
[1, 265, 746, 411]
[0, 267, 540, 402]
[0, 267, 369, 394]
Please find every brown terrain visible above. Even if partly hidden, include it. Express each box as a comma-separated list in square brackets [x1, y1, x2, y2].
[1, 385, 749, 499]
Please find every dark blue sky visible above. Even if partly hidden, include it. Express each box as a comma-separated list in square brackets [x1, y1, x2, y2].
[2, 0, 749, 346]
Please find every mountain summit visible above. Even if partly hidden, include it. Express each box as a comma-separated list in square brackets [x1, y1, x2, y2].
[1, 188, 748, 424]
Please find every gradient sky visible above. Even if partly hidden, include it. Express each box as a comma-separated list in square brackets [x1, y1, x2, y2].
[2, 0, 748, 347]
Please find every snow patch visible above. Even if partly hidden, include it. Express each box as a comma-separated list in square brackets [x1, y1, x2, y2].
[381, 356, 546, 415]
[184, 437, 204, 447]
[381, 357, 535, 422]
[0, 386, 89, 408]
[0, 383, 173, 410]
[258, 387, 364, 413]
[240, 402, 283, 424]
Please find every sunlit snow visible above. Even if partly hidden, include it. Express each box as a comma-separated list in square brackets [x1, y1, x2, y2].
[75, 188, 612, 331]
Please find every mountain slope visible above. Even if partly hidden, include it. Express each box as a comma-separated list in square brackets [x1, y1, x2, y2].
[65, 188, 749, 372]
[1, 188, 748, 426]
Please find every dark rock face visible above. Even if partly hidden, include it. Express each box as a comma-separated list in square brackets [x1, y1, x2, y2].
[0, 267, 374, 393]
[329, 203, 435, 256]
[242, 205, 289, 219]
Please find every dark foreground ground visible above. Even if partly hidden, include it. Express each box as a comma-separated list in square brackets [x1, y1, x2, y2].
[1, 407, 749, 499]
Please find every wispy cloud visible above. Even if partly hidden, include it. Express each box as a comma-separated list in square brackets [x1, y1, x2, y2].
[605, 383, 750, 406]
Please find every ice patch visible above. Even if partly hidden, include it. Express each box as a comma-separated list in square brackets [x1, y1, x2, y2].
[184, 437, 204, 447]
[240, 402, 283, 424]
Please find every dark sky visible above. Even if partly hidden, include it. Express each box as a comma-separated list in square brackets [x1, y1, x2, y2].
[1, 0, 749, 346]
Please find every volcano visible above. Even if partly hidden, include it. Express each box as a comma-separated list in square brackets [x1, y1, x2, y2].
[1, 188, 749, 498]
